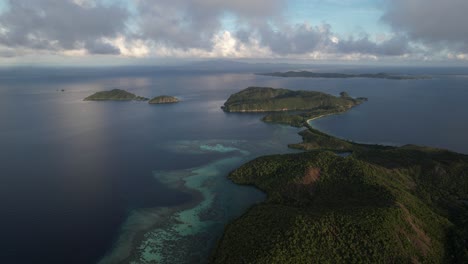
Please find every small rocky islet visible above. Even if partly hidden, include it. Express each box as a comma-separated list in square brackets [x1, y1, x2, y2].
[148, 95, 179, 104]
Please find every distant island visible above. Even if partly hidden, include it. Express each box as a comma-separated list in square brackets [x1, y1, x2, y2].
[148, 95, 179, 104]
[212, 88, 468, 263]
[222, 87, 367, 127]
[83, 89, 149, 101]
[258, 71, 428, 80]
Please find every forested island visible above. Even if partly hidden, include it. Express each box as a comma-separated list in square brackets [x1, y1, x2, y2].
[213, 88, 468, 263]
[148, 95, 179, 104]
[222, 87, 367, 127]
[258, 71, 427, 80]
[83, 90, 181, 105]
[83, 89, 149, 101]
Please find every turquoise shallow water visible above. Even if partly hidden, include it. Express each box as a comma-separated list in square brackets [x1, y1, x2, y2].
[100, 139, 299, 263]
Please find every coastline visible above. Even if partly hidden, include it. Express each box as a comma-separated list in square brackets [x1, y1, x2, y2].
[101, 96, 367, 263]
[99, 174, 205, 264]
[211, 105, 468, 264]
[99, 141, 266, 264]
[305, 113, 335, 123]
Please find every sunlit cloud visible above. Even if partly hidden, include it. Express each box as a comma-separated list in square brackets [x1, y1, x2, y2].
[0, 0, 466, 64]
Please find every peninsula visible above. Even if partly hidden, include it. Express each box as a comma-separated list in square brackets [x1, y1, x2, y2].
[222, 87, 367, 127]
[83, 89, 149, 101]
[212, 88, 468, 263]
[148, 95, 179, 104]
[258, 71, 427, 80]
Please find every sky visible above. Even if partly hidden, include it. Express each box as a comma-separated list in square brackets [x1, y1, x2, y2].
[0, 0, 467, 66]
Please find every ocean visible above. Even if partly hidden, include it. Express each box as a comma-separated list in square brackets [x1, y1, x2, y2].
[1, 66, 467, 263]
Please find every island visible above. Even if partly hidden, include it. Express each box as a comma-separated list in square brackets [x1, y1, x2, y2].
[257, 71, 428, 80]
[222, 87, 367, 127]
[148, 95, 180, 104]
[83, 89, 149, 101]
[212, 88, 468, 263]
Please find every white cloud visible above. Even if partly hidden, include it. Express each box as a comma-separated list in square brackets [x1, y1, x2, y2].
[62, 48, 87, 56]
[147, 31, 269, 59]
[105, 36, 150, 57]
[0, 0, 466, 63]
[72, 0, 95, 7]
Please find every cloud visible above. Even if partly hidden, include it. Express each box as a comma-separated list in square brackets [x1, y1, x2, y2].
[382, 0, 468, 52]
[255, 23, 333, 55]
[85, 40, 121, 55]
[134, 0, 285, 50]
[336, 35, 410, 56]
[0, 0, 436, 61]
[234, 22, 410, 57]
[0, 0, 127, 54]
[132, 0, 414, 59]
[108, 36, 150, 57]
[0, 48, 15, 57]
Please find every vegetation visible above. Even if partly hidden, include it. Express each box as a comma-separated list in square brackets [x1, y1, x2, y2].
[288, 124, 355, 151]
[262, 107, 352, 127]
[258, 71, 428, 80]
[212, 87, 467, 263]
[211, 145, 468, 263]
[83, 89, 148, 101]
[222, 87, 366, 126]
[222, 87, 363, 112]
[148, 95, 179, 104]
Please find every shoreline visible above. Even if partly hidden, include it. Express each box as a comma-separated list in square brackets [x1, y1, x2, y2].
[305, 113, 335, 124]
[100, 142, 263, 264]
[99, 175, 205, 264]
[304, 113, 404, 148]
[102, 96, 366, 263]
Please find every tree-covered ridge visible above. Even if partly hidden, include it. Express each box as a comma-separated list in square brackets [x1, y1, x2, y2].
[222, 87, 366, 126]
[213, 87, 467, 263]
[258, 71, 428, 80]
[211, 146, 468, 263]
[148, 95, 179, 104]
[84, 89, 149, 101]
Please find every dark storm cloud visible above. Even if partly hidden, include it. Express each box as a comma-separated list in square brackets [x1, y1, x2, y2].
[382, 0, 468, 52]
[0, 0, 127, 54]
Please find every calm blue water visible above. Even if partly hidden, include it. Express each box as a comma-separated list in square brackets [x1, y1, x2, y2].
[307, 75, 468, 154]
[0, 70, 301, 264]
[1, 68, 468, 263]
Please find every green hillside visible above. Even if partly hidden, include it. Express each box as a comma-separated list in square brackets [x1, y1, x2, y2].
[211, 145, 468, 263]
[222, 87, 364, 112]
[213, 89, 467, 263]
[84, 89, 148, 101]
[222, 87, 366, 127]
